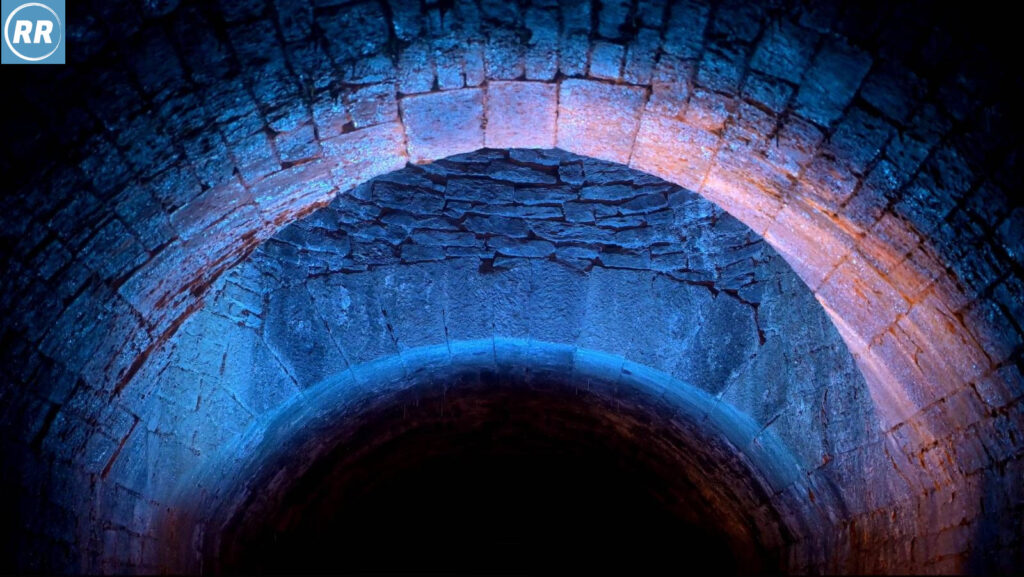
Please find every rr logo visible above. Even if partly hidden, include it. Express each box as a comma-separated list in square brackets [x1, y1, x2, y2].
[2, 1, 64, 64]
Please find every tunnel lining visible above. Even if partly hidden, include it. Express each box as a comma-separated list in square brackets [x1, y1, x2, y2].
[161, 339, 829, 575]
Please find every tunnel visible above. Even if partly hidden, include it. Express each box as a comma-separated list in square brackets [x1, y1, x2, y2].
[0, 0, 1022, 574]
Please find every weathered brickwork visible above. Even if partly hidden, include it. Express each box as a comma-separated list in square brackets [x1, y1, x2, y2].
[0, 0, 1020, 573]
[135, 150, 874, 572]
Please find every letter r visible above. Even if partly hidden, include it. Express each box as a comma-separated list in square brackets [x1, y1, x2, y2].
[13, 20, 31, 44]
[33, 20, 52, 44]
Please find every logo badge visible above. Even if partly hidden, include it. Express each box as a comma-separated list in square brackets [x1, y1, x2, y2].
[2, 1, 64, 64]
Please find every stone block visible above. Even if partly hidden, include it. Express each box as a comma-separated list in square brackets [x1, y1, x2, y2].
[563, 202, 595, 223]
[446, 177, 514, 203]
[484, 28, 525, 80]
[400, 244, 445, 263]
[397, 42, 435, 94]
[960, 297, 1022, 368]
[524, 7, 558, 80]
[400, 89, 485, 163]
[662, 0, 708, 59]
[742, 72, 795, 114]
[898, 294, 991, 387]
[763, 115, 825, 176]
[227, 133, 281, 189]
[527, 260, 587, 343]
[486, 161, 558, 185]
[700, 145, 787, 234]
[631, 112, 719, 192]
[323, 122, 408, 192]
[558, 33, 589, 77]
[589, 42, 625, 81]
[531, 221, 613, 244]
[409, 231, 478, 247]
[580, 184, 641, 202]
[307, 271, 398, 367]
[724, 102, 775, 148]
[795, 40, 872, 127]
[859, 61, 926, 124]
[374, 264, 449, 351]
[596, 0, 630, 38]
[434, 42, 466, 90]
[646, 54, 693, 118]
[485, 82, 557, 149]
[347, 83, 398, 129]
[466, 204, 563, 220]
[558, 79, 647, 164]
[819, 252, 909, 343]
[798, 154, 860, 209]
[463, 215, 530, 238]
[487, 237, 556, 258]
[623, 27, 661, 85]
[826, 107, 895, 175]
[317, 2, 389, 63]
[80, 218, 149, 282]
[684, 88, 733, 133]
[250, 161, 335, 223]
[696, 44, 745, 95]
[749, 20, 817, 84]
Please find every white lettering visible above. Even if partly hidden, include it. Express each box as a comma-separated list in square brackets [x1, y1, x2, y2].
[12, 20, 31, 44]
[33, 20, 52, 44]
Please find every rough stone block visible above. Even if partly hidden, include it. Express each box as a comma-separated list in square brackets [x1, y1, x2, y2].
[700, 144, 788, 234]
[898, 294, 991, 387]
[224, 130, 279, 186]
[487, 237, 556, 258]
[397, 42, 435, 94]
[558, 33, 589, 77]
[794, 39, 873, 127]
[484, 28, 525, 80]
[446, 177, 514, 203]
[623, 27, 661, 85]
[859, 61, 926, 124]
[684, 88, 733, 133]
[531, 221, 613, 244]
[818, 252, 909, 343]
[433, 43, 466, 90]
[742, 72, 795, 114]
[798, 154, 860, 209]
[589, 42, 625, 81]
[347, 83, 398, 129]
[763, 115, 824, 176]
[400, 89, 484, 163]
[323, 122, 408, 192]
[485, 82, 557, 149]
[631, 112, 719, 192]
[646, 54, 693, 118]
[524, 7, 558, 80]
[662, 0, 708, 59]
[80, 219, 149, 282]
[826, 107, 895, 175]
[463, 215, 530, 238]
[764, 201, 853, 291]
[317, 2, 389, 64]
[558, 80, 647, 164]
[696, 44, 745, 95]
[749, 20, 817, 84]
[250, 161, 335, 223]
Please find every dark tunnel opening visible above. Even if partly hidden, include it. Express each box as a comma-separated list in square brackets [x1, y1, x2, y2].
[211, 367, 784, 575]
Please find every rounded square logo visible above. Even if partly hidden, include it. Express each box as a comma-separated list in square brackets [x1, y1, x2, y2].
[2, 0, 65, 64]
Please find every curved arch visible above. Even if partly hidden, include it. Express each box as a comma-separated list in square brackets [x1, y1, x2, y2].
[158, 338, 840, 574]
